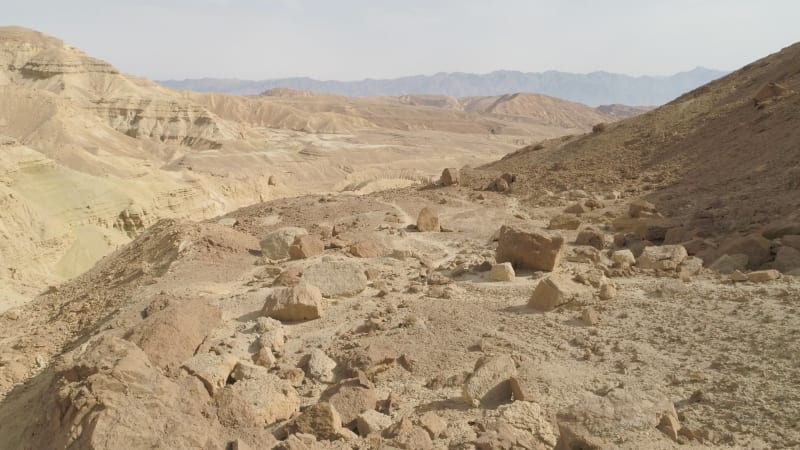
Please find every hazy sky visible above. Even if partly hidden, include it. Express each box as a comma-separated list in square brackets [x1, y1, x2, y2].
[5, 0, 800, 80]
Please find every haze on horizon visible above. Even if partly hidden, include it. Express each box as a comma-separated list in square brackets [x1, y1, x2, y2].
[4, 0, 800, 82]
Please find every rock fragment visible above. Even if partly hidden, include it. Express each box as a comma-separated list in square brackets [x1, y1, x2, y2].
[260, 227, 309, 260]
[356, 409, 393, 436]
[303, 260, 368, 297]
[496, 225, 565, 271]
[637, 245, 688, 271]
[529, 274, 592, 311]
[263, 284, 324, 322]
[439, 168, 460, 186]
[288, 234, 324, 260]
[417, 207, 441, 232]
[462, 355, 517, 407]
[489, 262, 516, 282]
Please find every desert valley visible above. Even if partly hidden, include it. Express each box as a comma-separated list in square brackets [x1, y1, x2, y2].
[0, 21, 799, 450]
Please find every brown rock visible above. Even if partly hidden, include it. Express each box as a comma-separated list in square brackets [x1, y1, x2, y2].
[548, 214, 581, 230]
[439, 168, 460, 186]
[416, 207, 440, 232]
[320, 371, 378, 426]
[349, 240, 389, 258]
[419, 412, 447, 439]
[708, 253, 748, 274]
[747, 269, 781, 282]
[356, 409, 392, 436]
[636, 245, 688, 271]
[496, 225, 565, 271]
[126, 299, 221, 369]
[288, 234, 324, 260]
[628, 199, 657, 218]
[598, 282, 616, 300]
[529, 274, 592, 311]
[462, 354, 517, 407]
[581, 307, 599, 326]
[383, 418, 433, 450]
[783, 235, 800, 251]
[263, 284, 324, 322]
[273, 265, 304, 286]
[717, 233, 772, 269]
[509, 377, 534, 402]
[216, 371, 300, 427]
[489, 262, 516, 282]
[500, 173, 516, 184]
[575, 227, 606, 250]
[285, 402, 342, 441]
[774, 246, 800, 273]
[488, 178, 510, 192]
[182, 353, 238, 395]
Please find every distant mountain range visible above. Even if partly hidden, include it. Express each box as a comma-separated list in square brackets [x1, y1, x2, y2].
[159, 67, 727, 107]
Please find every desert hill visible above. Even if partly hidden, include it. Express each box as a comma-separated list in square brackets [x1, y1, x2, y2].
[483, 41, 800, 242]
[0, 26, 621, 306]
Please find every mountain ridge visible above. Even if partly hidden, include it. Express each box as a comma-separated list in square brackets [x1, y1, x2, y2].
[159, 67, 727, 106]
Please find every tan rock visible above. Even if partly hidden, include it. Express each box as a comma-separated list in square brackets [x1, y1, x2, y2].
[439, 167, 460, 186]
[509, 377, 534, 402]
[637, 245, 688, 270]
[260, 227, 309, 260]
[304, 260, 368, 297]
[254, 347, 277, 367]
[285, 402, 342, 441]
[216, 371, 300, 427]
[356, 409, 392, 436]
[306, 348, 337, 383]
[548, 214, 581, 230]
[581, 307, 599, 325]
[529, 274, 592, 311]
[564, 201, 588, 214]
[487, 178, 510, 192]
[598, 282, 616, 300]
[628, 199, 657, 218]
[575, 227, 606, 250]
[731, 270, 749, 282]
[498, 401, 557, 448]
[383, 418, 433, 450]
[349, 239, 389, 258]
[126, 299, 221, 369]
[320, 371, 377, 426]
[273, 265, 304, 286]
[288, 234, 324, 260]
[181, 352, 238, 395]
[489, 262, 516, 282]
[611, 249, 636, 267]
[256, 317, 286, 354]
[747, 269, 781, 282]
[263, 284, 324, 322]
[419, 412, 447, 439]
[495, 225, 565, 271]
[463, 354, 517, 407]
[417, 207, 441, 232]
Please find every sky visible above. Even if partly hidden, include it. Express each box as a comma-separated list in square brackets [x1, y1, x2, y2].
[4, 0, 800, 81]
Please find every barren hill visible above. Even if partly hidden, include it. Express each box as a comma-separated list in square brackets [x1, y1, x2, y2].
[483, 41, 800, 240]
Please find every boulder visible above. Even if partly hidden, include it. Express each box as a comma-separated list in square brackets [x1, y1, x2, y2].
[611, 249, 636, 267]
[126, 299, 221, 369]
[708, 253, 749, 274]
[717, 233, 772, 269]
[182, 352, 238, 395]
[548, 214, 581, 230]
[439, 168, 460, 186]
[575, 227, 606, 250]
[747, 269, 781, 283]
[349, 239, 389, 258]
[357, 409, 393, 436]
[216, 371, 300, 427]
[306, 349, 337, 383]
[598, 282, 616, 300]
[529, 274, 592, 311]
[320, 371, 377, 426]
[273, 266, 304, 286]
[774, 246, 800, 273]
[628, 199, 657, 218]
[564, 202, 588, 214]
[419, 412, 448, 439]
[489, 262, 516, 282]
[288, 234, 324, 260]
[303, 260, 368, 297]
[263, 284, 324, 322]
[554, 389, 679, 450]
[260, 227, 309, 260]
[783, 235, 800, 251]
[487, 178, 510, 192]
[497, 401, 557, 448]
[462, 354, 517, 407]
[495, 225, 565, 271]
[284, 402, 343, 441]
[636, 245, 688, 271]
[416, 207, 441, 232]
[256, 317, 285, 355]
[383, 418, 433, 450]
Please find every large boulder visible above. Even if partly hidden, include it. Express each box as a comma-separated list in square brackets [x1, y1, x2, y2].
[320, 371, 377, 427]
[260, 227, 309, 260]
[774, 246, 800, 273]
[462, 355, 517, 408]
[529, 274, 592, 311]
[439, 168, 460, 186]
[126, 298, 221, 369]
[554, 389, 679, 450]
[288, 234, 324, 260]
[708, 253, 749, 274]
[303, 260, 368, 297]
[636, 245, 688, 271]
[495, 225, 565, 271]
[263, 284, 324, 322]
[717, 233, 772, 269]
[575, 227, 606, 250]
[417, 207, 441, 232]
[216, 370, 300, 427]
[9, 336, 226, 450]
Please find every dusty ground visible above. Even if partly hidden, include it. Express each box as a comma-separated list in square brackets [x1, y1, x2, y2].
[0, 181, 797, 449]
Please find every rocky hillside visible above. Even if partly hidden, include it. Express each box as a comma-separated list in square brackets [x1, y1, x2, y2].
[159, 67, 727, 106]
